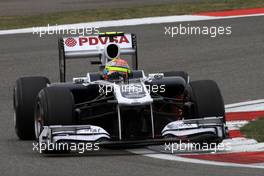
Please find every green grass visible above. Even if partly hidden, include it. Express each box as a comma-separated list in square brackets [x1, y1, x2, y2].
[241, 117, 264, 142]
[1, 0, 264, 29]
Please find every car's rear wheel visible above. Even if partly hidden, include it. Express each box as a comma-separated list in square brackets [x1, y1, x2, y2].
[189, 80, 225, 119]
[14, 76, 50, 140]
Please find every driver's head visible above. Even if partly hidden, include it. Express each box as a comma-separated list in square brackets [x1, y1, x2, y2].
[102, 43, 131, 81]
[103, 58, 131, 81]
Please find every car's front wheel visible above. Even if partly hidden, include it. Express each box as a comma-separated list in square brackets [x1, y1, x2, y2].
[189, 80, 225, 119]
[188, 80, 226, 143]
[34, 86, 75, 139]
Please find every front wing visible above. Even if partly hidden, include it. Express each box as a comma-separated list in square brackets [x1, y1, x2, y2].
[38, 117, 227, 151]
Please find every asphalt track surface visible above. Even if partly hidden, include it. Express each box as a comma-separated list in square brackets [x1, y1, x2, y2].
[0, 16, 264, 176]
[0, 0, 202, 16]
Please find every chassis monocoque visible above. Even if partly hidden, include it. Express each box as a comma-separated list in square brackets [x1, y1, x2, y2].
[13, 32, 228, 152]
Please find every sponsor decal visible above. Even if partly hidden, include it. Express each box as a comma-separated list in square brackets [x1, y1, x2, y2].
[78, 36, 129, 46]
[63, 34, 132, 52]
[65, 37, 77, 47]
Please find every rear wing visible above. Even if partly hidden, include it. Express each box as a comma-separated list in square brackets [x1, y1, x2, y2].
[58, 32, 138, 82]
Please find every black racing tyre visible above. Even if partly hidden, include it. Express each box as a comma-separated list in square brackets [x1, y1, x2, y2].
[163, 71, 189, 83]
[13, 76, 50, 140]
[189, 80, 225, 119]
[34, 86, 74, 138]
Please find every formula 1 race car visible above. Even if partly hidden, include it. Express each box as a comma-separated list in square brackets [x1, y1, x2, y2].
[13, 32, 228, 152]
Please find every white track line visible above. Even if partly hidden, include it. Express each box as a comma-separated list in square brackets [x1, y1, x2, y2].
[1, 13, 264, 35]
[128, 148, 264, 169]
[0, 15, 214, 35]
[226, 120, 248, 130]
[225, 99, 264, 112]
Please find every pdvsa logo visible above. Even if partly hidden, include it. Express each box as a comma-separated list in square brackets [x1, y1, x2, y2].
[64, 36, 130, 47]
[79, 36, 129, 46]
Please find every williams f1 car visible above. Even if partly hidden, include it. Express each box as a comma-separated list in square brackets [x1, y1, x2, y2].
[13, 32, 228, 152]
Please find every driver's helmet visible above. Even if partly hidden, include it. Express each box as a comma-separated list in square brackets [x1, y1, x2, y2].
[103, 58, 131, 81]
